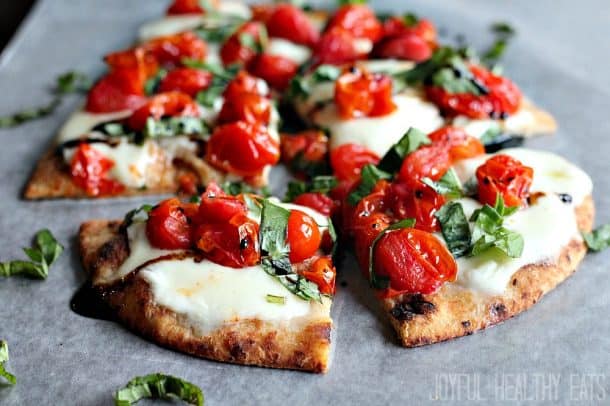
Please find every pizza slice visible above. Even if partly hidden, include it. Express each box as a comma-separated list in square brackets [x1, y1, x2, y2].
[78, 183, 337, 372]
[338, 127, 592, 346]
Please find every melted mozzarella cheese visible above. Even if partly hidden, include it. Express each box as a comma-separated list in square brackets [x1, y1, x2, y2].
[451, 116, 500, 139]
[452, 148, 593, 205]
[267, 38, 312, 66]
[56, 110, 132, 144]
[451, 108, 537, 139]
[454, 195, 580, 295]
[316, 93, 443, 156]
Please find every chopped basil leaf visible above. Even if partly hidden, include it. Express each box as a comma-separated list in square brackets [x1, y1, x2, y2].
[403, 12, 419, 27]
[114, 373, 203, 406]
[56, 71, 92, 94]
[0, 97, 61, 129]
[312, 65, 341, 82]
[144, 69, 168, 95]
[583, 224, 610, 252]
[239, 33, 262, 53]
[122, 204, 153, 229]
[368, 218, 416, 289]
[284, 176, 337, 202]
[479, 125, 502, 145]
[243, 194, 263, 221]
[194, 19, 241, 43]
[347, 164, 392, 206]
[377, 127, 430, 173]
[222, 181, 262, 196]
[287, 65, 340, 100]
[195, 83, 225, 108]
[491, 22, 516, 36]
[469, 195, 523, 258]
[462, 176, 479, 197]
[143, 116, 210, 140]
[421, 168, 463, 198]
[435, 202, 471, 258]
[482, 22, 516, 67]
[265, 294, 286, 304]
[0, 340, 16, 385]
[0, 229, 63, 280]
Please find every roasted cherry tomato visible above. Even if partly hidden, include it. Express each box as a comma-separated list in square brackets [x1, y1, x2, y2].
[195, 183, 248, 224]
[300, 256, 336, 295]
[218, 92, 272, 125]
[146, 198, 192, 250]
[70, 144, 124, 196]
[178, 173, 199, 195]
[146, 32, 207, 66]
[476, 154, 533, 207]
[398, 142, 451, 185]
[287, 210, 322, 263]
[248, 53, 298, 91]
[265, 4, 319, 47]
[382, 16, 437, 48]
[330, 143, 380, 182]
[373, 33, 431, 62]
[313, 27, 363, 66]
[428, 126, 485, 161]
[158, 67, 212, 97]
[104, 48, 159, 81]
[127, 91, 200, 131]
[334, 67, 396, 118]
[326, 4, 382, 42]
[352, 211, 391, 271]
[293, 192, 335, 217]
[425, 64, 522, 119]
[250, 4, 276, 23]
[85, 69, 147, 113]
[206, 121, 280, 177]
[194, 214, 261, 268]
[386, 182, 445, 232]
[166, 0, 214, 15]
[220, 22, 265, 66]
[223, 70, 266, 101]
[280, 131, 328, 164]
[374, 228, 457, 295]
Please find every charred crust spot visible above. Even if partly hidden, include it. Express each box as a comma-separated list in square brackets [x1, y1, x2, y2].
[461, 320, 471, 328]
[390, 294, 435, 321]
[558, 193, 573, 204]
[490, 303, 507, 319]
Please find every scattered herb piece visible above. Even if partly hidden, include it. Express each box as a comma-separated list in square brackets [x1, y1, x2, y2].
[144, 69, 168, 95]
[422, 169, 463, 198]
[122, 204, 154, 229]
[377, 127, 430, 173]
[583, 224, 610, 252]
[347, 164, 392, 206]
[221, 181, 269, 197]
[482, 22, 516, 68]
[287, 64, 341, 100]
[0, 229, 63, 279]
[265, 294, 286, 304]
[114, 373, 203, 406]
[469, 195, 523, 258]
[0, 97, 61, 128]
[403, 12, 419, 27]
[56, 71, 92, 94]
[368, 218, 416, 289]
[284, 176, 337, 202]
[435, 201, 471, 258]
[143, 116, 210, 140]
[0, 340, 16, 385]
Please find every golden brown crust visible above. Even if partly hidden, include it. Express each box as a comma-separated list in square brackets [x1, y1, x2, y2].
[78, 220, 332, 373]
[510, 99, 558, 136]
[382, 195, 594, 347]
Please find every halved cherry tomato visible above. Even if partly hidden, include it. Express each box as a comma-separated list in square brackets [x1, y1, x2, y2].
[382, 16, 437, 48]
[428, 126, 485, 161]
[287, 210, 322, 263]
[218, 92, 271, 125]
[70, 143, 125, 196]
[158, 67, 213, 97]
[425, 64, 522, 119]
[220, 22, 264, 66]
[206, 121, 280, 177]
[193, 214, 260, 268]
[293, 192, 335, 217]
[223, 70, 266, 101]
[398, 142, 451, 185]
[195, 183, 247, 224]
[167, 0, 214, 15]
[148, 32, 207, 66]
[476, 154, 533, 207]
[386, 182, 445, 232]
[127, 91, 200, 131]
[85, 69, 147, 113]
[104, 47, 159, 81]
[374, 228, 457, 295]
[300, 256, 336, 295]
[248, 53, 298, 91]
[373, 33, 431, 62]
[146, 198, 192, 250]
[313, 27, 363, 66]
[266, 4, 319, 47]
[334, 67, 396, 119]
[326, 5, 382, 42]
[352, 211, 391, 271]
[330, 143, 380, 182]
[280, 131, 328, 165]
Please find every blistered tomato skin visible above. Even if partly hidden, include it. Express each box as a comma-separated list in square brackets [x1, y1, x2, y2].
[476, 154, 534, 207]
[280, 131, 328, 165]
[334, 68, 396, 119]
[223, 71, 266, 101]
[300, 256, 337, 295]
[330, 143, 380, 182]
[293, 193, 335, 217]
[146, 198, 192, 250]
[387, 182, 445, 233]
[265, 4, 320, 47]
[428, 126, 485, 161]
[381, 17, 437, 48]
[220, 22, 264, 66]
[85, 69, 147, 113]
[158, 68, 212, 97]
[398, 143, 451, 185]
[248, 53, 299, 91]
[373, 33, 432, 62]
[313, 28, 363, 66]
[287, 210, 322, 263]
[374, 228, 457, 295]
[70, 144, 125, 196]
[127, 91, 200, 131]
[217, 92, 272, 125]
[326, 4, 382, 42]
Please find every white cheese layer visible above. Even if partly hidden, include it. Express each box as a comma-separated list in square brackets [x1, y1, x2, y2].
[267, 38, 312, 66]
[57, 110, 132, 144]
[454, 194, 580, 295]
[451, 109, 537, 139]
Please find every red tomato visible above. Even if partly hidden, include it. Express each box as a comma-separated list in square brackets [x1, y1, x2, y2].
[386, 182, 445, 232]
[266, 4, 319, 47]
[251, 4, 275, 23]
[300, 256, 336, 295]
[428, 126, 485, 161]
[326, 5, 382, 42]
[293, 192, 335, 217]
[280, 131, 328, 174]
[178, 173, 198, 195]
[398, 143, 451, 185]
[104, 47, 159, 81]
[194, 214, 260, 268]
[373, 33, 432, 62]
[127, 91, 200, 131]
[223, 70, 266, 101]
[248, 53, 298, 91]
[195, 183, 247, 224]
[330, 143, 380, 181]
[425, 64, 522, 119]
[146, 198, 192, 250]
[206, 121, 280, 177]
[166, 0, 212, 15]
[85, 69, 147, 113]
[313, 28, 363, 66]
[382, 17, 437, 48]
[352, 211, 391, 271]
[218, 92, 271, 125]
[70, 144, 125, 196]
[220, 22, 264, 66]
[334, 67, 396, 119]
[374, 228, 457, 295]
[146, 32, 207, 66]
[476, 154, 533, 207]
[287, 210, 322, 263]
[158, 67, 212, 97]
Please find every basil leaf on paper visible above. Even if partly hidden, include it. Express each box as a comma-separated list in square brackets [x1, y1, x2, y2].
[583, 224, 610, 252]
[114, 373, 203, 406]
[0, 229, 64, 279]
[0, 340, 16, 385]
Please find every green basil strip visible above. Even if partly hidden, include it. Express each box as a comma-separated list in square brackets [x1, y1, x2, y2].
[0, 340, 16, 385]
[583, 224, 610, 252]
[435, 202, 471, 258]
[284, 176, 337, 202]
[114, 373, 203, 406]
[469, 195, 523, 258]
[368, 218, 416, 289]
[0, 229, 63, 279]
[265, 294, 286, 304]
[377, 127, 430, 173]
[421, 168, 463, 199]
[122, 204, 154, 230]
[56, 71, 92, 94]
[0, 97, 61, 129]
[347, 165, 392, 206]
[143, 116, 210, 140]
